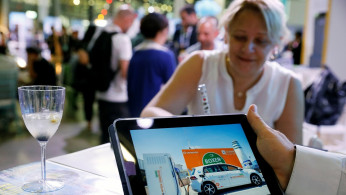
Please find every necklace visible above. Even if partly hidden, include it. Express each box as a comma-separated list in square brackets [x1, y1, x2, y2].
[236, 91, 244, 98]
[226, 55, 246, 98]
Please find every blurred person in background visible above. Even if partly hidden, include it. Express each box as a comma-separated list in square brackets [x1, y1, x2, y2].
[60, 26, 72, 64]
[287, 31, 302, 65]
[127, 12, 176, 117]
[71, 48, 95, 130]
[61, 28, 81, 86]
[141, 0, 304, 144]
[66, 25, 97, 113]
[26, 47, 56, 85]
[69, 30, 81, 55]
[0, 31, 8, 54]
[179, 16, 225, 62]
[46, 26, 62, 67]
[172, 5, 199, 60]
[46, 26, 57, 57]
[92, 5, 137, 143]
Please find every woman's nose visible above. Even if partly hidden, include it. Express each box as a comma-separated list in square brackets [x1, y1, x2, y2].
[242, 40, 255, 53]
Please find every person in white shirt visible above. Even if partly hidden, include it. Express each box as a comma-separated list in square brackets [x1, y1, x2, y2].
[141, 0, 304, 144]
[95, 5, 137, 143]
[247, 104, 346, 195]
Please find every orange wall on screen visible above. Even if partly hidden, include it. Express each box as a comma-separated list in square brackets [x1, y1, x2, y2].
[182, 148, 242, 171]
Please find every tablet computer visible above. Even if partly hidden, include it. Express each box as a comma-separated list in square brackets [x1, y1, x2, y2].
[108, 114, 283, 195]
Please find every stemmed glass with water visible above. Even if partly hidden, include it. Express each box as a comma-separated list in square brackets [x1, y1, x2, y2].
[18, 86, 65, 193]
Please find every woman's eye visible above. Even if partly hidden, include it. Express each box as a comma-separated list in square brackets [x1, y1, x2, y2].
[255, 39, 269, 46]
[233, 35, 247, 42]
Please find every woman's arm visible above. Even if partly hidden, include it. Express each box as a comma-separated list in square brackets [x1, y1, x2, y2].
[141, 52, 204, 117]
[274, 75, 304, 145]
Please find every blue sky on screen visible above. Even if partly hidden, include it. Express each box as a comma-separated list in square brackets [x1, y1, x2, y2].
[130, 124, 256, 170]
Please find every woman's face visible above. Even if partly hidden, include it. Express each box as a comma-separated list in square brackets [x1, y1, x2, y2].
[227, 9, 275, 78]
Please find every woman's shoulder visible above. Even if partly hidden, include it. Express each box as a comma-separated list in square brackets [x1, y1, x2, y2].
[185, 49, 225, 63]
[202, 49, 225, 58]
[201, 50, 227, 71]
[265, 61, 296, 76]
[183, 50, 204, 64]
[178, 50, 225, 73]
[264, 61, 301, 88]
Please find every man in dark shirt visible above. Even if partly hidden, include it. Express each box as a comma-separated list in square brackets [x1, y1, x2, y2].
[172, 5, 198, 60]
[26, 47, 57, 85]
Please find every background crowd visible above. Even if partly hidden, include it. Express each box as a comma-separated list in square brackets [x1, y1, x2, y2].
[0, 3, 234, 142]
[0, 0, 346, 194]
[0, 0, 334, 145]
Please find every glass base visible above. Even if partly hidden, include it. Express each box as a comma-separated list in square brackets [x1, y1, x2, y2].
[22, 179, 64, 193]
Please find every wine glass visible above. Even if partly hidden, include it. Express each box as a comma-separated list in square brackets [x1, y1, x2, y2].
[18, 85, 65, 193]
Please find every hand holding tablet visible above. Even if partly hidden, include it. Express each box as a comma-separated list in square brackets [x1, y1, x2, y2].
[247, 104, 295, 190]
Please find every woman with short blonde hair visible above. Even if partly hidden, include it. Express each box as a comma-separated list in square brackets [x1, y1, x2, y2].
[141, 0, 304, 144]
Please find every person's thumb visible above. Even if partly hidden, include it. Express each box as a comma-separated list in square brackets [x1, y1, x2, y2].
[246, 104, 270, 137]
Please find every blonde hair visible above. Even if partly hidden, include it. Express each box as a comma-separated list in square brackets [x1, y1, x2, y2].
[221, 0, 290, 48]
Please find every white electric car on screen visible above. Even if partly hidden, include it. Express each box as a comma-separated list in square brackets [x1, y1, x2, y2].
[190, 163, 263, 195]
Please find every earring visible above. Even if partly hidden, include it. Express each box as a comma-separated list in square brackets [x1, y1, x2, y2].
[270, 46, 279, 61]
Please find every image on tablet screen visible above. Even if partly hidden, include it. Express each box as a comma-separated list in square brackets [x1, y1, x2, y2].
[129, 124, 271, 195]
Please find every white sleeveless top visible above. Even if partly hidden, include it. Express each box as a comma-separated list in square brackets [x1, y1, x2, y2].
[187, 50, 293, 127]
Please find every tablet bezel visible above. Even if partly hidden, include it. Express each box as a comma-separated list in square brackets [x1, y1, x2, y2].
[108, 114, 284, 195]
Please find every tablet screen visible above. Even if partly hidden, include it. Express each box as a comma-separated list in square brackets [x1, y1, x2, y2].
[110, 114, 283, 195]
[129, 123, 269, 195]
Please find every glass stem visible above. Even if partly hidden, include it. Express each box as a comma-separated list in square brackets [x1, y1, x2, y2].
[39, 142, 47, 182]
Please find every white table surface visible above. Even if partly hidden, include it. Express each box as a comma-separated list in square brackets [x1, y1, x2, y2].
[49, 143, 119, 179]
[0, 143, 124, 194]
[48, 143, 124, 194]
